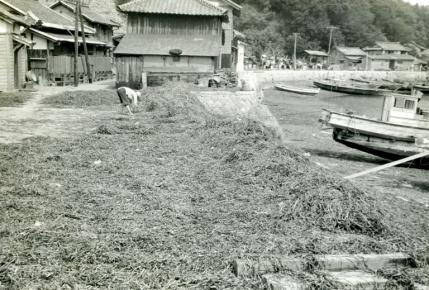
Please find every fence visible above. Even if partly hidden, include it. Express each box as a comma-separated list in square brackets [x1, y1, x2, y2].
[29, 55, 113, 86]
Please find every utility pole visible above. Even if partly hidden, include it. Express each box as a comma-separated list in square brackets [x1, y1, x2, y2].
[78, 1, 92, 83]
[74, 0, 79, 87]
[293, 33, 298, 70]
[327, 26, 337, 65]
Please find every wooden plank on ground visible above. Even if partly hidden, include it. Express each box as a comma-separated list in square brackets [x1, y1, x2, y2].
[344, 151, 429, 179]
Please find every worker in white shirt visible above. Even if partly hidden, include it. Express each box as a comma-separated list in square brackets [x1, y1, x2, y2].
[117, 87, 141, 116]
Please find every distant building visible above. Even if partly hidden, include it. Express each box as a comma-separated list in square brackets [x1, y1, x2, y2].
[330, 47, 367, 70]
[0, 7, 33, 91]
[115, 0, 227, 88]
[304, 50, 328, 66]
[50, 0, 120, 54]
[363, 42, 415, 71]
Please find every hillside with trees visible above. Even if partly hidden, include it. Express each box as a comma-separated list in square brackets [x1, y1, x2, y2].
[234, 0, 429, 60]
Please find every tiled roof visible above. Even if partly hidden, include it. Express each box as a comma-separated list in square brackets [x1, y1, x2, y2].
[114, 33, 220, 56]
[336, 47, 366, 56]
[0, 0, 94, 33]
[375, 42, 411, 52]
[369, 54, 415, 61]
[304, 50, 328, 57]
[119, 0, 226, 16]
[50, 1, 120, 27]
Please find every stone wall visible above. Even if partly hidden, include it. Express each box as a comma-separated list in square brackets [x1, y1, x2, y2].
[239, 70, 429, 88]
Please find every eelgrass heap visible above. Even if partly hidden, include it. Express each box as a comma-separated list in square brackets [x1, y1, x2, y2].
[0, 83, 427, 289]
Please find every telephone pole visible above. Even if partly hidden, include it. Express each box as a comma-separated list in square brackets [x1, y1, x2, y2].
[74, 0, 79, 87]
[293, 33, 298, 70]
[327, 26, 337, 65]
[78, 1, 92, 83]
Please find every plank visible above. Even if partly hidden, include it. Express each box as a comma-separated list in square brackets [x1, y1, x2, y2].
[344, 151, 429, 179]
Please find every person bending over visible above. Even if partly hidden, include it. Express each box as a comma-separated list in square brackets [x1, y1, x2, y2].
[117, 86, 141, 116]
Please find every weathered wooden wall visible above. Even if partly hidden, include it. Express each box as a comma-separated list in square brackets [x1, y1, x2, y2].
[0, 33, 14, 91]
[115, 55, 215, 88]
[127, 13, 221, 35]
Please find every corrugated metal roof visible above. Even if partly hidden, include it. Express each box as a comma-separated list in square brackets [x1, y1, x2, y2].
[50, 1, 120, 27]
[304, 50, 328, 57]
[375, 41, 411, 52]
[114, 33, 220, 56]
[336, 47, 366, 56]
[119, 0, 226, 16]
[369, 54, 415, 61]
[30, 28, 107, 46]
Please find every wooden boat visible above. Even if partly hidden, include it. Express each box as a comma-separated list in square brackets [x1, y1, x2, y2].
[414, 84, 429, 93]
[320, 91, 429, 163]
[274, 84, 320, 95]
[314, 80, 382, 95]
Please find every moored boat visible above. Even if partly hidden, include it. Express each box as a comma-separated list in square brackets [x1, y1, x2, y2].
[314, 79, 383, 95]
[320, 91, 429, 164]
[413, 84, 429, 93]
[274, 84, 320, 95]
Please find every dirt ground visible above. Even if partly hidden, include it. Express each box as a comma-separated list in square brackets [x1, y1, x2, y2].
[0, 82, 428, 289]
[263, 80, 429, 207]
[0, 80, 116, 144]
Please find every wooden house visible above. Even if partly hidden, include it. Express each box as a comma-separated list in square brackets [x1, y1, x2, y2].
[304, 50, 328, 66]
[206, 0, 241, 69]
[49, 0, 120, 54]
[0, 0, 114, 86]
[115, 0, 227, 88]
[363, 42, 415, 71]
[330, 47, 367, 70]
[0, 7, 33, 91]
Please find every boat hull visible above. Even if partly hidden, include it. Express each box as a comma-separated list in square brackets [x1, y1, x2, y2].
[274, 85, 320, 95]
[333, 128, 429, 164]
[414, 85, 429, 93]
[314, 80, 382, 95]
[321, 110, 429, 165]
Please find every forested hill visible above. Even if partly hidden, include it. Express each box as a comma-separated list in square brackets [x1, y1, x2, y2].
[234, 0, 429, 58]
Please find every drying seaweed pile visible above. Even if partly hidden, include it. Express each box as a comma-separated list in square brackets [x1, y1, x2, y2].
[0, 83, 427, 289]
[42, 90, 119, 107]
[0, 91, 32, 107]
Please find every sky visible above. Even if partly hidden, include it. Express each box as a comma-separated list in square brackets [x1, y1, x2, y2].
[403, 0, 429, 5]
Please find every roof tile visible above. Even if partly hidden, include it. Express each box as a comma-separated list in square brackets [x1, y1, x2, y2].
[119, 0, 226, 16]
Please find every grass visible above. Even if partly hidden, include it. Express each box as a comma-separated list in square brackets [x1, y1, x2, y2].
[0, 91, 33, 107]
[0, 83, 428, 289]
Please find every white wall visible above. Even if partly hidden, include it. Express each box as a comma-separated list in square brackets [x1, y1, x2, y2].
[32, 35, 48, 50]
[0, 19, 9, 33]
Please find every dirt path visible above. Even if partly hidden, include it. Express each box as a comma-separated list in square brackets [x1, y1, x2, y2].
[0, 80, 116, 144]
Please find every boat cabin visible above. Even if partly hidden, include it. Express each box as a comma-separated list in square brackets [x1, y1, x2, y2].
[381, 92, 429, 128]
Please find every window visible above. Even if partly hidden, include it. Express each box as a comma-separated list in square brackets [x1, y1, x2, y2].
[405, 100, 415, 109]
[222, 30, 225, 46]
[394, 97, 415, 110]
[173, 56, 180, 62]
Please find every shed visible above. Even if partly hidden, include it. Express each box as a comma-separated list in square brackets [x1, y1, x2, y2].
[304, 50, 328, 65]
[330, 47, 367, 70]
[115, 0, 227, 88]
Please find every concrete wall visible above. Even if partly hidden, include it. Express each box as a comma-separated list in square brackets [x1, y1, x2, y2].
[239, 70, 429, 88]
